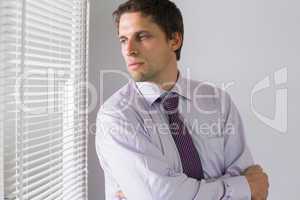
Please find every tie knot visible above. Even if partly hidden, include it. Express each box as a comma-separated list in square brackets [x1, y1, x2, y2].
[161, 92, 179, 113]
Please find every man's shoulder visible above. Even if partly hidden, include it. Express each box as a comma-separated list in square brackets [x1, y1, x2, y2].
[182, 77, 236, 116]
[97, 80, 140, 119]
[100, 81, 133, 107]
[185, 77, 228, 99]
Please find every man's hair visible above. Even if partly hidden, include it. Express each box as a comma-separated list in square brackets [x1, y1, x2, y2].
[113, 0, 184, 60]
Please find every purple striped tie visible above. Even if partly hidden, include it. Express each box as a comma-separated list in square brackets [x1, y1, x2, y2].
[160, 92, 204, 180]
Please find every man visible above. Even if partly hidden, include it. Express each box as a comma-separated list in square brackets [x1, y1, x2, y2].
[96, 0, 269, 199]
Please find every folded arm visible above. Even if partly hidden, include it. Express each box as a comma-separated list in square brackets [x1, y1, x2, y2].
[96, 106, 253, 200]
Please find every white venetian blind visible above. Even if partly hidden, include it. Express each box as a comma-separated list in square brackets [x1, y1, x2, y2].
[0, 0, 89, 199]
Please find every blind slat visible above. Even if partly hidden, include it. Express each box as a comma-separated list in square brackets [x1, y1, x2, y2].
[1, 0, 88, 198]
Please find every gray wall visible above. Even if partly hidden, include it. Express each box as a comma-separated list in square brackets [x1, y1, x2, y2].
[88, 1, 126, 200]
[88, 0, 300, 199]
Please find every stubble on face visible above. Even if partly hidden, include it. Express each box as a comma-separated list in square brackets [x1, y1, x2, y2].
[118, 11, 180, 91]
[118, 12, 175, 83]
[129, 65, 163, 82]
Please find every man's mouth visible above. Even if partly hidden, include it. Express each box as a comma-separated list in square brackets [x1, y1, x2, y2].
[128, 62, 144, 70]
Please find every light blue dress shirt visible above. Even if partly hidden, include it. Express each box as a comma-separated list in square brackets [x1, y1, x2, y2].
[96, 71, 254, 200]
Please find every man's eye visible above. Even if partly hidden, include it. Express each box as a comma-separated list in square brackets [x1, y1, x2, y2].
[119, 39, 126, 44]
[139, 34, 150, 40]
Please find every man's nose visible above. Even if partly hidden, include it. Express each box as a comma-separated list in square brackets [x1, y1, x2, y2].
[125, 39, 138, 56]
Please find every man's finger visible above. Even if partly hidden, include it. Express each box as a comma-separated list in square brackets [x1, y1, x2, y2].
[243, 165, 263, 174]
[116, 191, 126, 199]
[247, 165, 262, 170]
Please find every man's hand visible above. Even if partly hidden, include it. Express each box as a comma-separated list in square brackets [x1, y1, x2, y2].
[242, 165, 269, 200]
[116, 190, 126, 200]
[115, 165, 269, 200]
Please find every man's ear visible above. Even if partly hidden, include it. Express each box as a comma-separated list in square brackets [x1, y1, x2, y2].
[170, 32, 182, 51]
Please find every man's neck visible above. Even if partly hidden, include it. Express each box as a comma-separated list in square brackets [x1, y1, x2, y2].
[157, 67, 179, 91]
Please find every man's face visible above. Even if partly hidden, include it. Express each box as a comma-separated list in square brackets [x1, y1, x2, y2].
[118, 12, 179, 83]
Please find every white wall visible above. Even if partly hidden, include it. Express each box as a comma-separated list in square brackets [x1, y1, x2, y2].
[88, 0, 300, 199]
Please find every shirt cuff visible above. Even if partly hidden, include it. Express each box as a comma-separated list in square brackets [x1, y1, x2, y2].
[221, 176, 251, 200]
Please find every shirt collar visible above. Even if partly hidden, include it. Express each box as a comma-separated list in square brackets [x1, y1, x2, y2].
[134, 70, 192, 106]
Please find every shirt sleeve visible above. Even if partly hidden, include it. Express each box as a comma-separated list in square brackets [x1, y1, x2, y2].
[218, 90, 255, 200]
[96, 110, 226, 200]
[96, 88, 254, 200]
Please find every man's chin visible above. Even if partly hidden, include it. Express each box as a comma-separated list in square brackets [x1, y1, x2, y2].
[132, 76, 146, 82]
[129, 71, 146, 82]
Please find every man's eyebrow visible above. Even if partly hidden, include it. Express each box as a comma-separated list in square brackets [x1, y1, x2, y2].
[136, 30, 150, 35]
[119, 35, 127, 40]
[119, 30, 151, 39]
